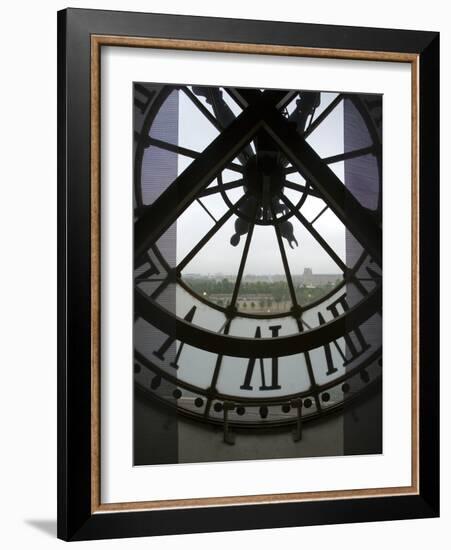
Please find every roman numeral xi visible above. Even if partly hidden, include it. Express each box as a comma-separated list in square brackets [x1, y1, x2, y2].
[241, 325, 282, 391]
[153, 306, 197, 369]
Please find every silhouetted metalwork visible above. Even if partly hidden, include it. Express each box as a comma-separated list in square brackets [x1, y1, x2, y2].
[133, 83, 382, 443]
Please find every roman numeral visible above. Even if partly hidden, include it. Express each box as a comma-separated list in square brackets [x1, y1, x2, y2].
[356, 262, 382, 286]
[134, 84, 156, 114]
[317, 312, 339, 376]
[318, 294, 370, 375]
[365, 265, 381, 282]
[240, 325, 282, 391]
[139, 254, 160, 279]
[153, 306, 196, 368]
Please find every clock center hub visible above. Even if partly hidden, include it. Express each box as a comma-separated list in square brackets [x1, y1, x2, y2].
[243, 155, 285, 200]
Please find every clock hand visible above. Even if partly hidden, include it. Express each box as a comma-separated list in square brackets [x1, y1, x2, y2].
[279, 220, 298, 249]
[230, 196, 257, 247]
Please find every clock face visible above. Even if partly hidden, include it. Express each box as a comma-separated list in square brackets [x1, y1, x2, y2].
[133, 83, 382, 459]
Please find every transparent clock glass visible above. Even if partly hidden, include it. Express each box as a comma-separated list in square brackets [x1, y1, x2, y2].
[133, 83, 382, 465]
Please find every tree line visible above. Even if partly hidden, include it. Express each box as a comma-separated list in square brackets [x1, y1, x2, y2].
[185, 277, 340, 305]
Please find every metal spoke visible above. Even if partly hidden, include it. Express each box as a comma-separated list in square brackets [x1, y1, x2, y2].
[229, 206, 258, 309]
[179, 86, 224, 131]
[270, 203, 299, 310]
[277, 90, 300, 112]
[177, 194, 249, 272]
[323, 145, 375, 165]
[285, 166, 298, 175]
[199, 179, 244, 197]
[145, 136, 243, 173]
[144, 136, 198, 159]
[229, 164, 244, 174]
[304, 94, 345, 138]
[280, 194, 347, 273]
[283, 179, 307, 193]
[196, 198, 217, 223]
[310, 205, 328, 225]
[283, 179, 319, 198]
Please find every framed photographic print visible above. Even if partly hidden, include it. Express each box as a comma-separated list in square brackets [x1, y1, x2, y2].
[57, 8, 439, 541]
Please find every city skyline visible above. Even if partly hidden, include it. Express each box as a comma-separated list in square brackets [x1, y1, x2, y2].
[184, 267, 342, 276]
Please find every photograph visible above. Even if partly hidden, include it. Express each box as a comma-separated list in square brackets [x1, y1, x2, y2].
[133, 83, 383, 465]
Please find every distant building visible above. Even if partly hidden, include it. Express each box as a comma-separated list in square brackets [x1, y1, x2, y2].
[299, 268, 341, 286]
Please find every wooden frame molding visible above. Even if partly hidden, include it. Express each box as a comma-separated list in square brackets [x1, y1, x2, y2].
[90, 34, 420, 515]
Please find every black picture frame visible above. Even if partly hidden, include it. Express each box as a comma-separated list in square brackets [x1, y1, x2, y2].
[57, 7, 439, 541]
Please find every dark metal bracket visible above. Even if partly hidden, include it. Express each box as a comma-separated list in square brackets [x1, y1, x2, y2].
[291, 398, 303, 441]
[223, 401, 236, 445]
